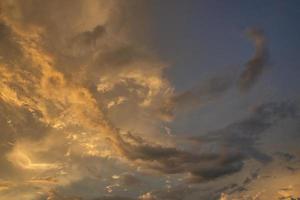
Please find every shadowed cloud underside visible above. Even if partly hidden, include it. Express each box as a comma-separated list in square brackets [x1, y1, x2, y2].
[0, 1, 300, 200]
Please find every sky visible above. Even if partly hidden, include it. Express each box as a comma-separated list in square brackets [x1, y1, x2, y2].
[0, 1, 299, 200]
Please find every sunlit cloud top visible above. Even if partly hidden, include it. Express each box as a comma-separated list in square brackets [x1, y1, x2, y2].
[0, 1, 300, 200]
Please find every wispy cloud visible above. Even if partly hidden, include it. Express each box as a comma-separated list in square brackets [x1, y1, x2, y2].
[238, 27, 269, 92]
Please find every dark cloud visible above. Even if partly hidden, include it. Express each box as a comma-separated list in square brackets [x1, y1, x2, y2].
[92, 197, 134, 200]
[159, 75, 233, 121]
[238, 27, 268, 91]
[91, 45, 149, 69]
[118, 101, 298, 182]
[74, 25, 106, 46]
[138, 184, 242, 200]
[0, 1, 299, 199]
[173, 76, 232, 108]
[158, 28, 269, 121]
[118, 133, 244, 182]
[120, 173, 141, 187]
[67, 25, 107, 58]
[194, 102, 298, 163]
[274, 152, 296, 162]
[140, 186, 190, 200]
[224, 169, 260, 196]
[159, 27, 269, 121]
[40, 190, 135, 200]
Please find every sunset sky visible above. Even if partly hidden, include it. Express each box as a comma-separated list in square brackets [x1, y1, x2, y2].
[0, 1, 300, 200]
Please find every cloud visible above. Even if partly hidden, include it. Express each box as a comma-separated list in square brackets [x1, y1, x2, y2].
[198, 102, 297, 163]
[138, 192, 157, 200]
[74, 25, 106, 46]
[0, 0, 171, 155]
[116, 101, 298, 183]
[119, 173, 142, 187]
[137, 184, 239, 200]
[0, 1, 178, 199]
[274, 152, 296, 162]
[158, 27, 269, 121]
[0, 1, 298, 199]
[238, 27, 268, 92]
[93, 197, 134, 200]
[159, 75, 233, 121]
[0, 22, 23, 63]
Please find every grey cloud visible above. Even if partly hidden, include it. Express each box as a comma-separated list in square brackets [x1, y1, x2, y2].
[119, 101, 298, 182]
[225, 169, 260, 196]
[66, 25, 107, 58]
[91, 46, 148, 69]
[138, 185, 194, 200]
[274, 152, 296, 162]
[92, 197, 134, 200]
[40, 194, 134, 200]
[187, 159, 244, 183]
[193, 102, 298, 163]
[0, 1, 298, 200]
[74, 25, 106, 46]
[138, 184, 239, 200]
[229, 186, 247, 194]
[174, 76, 232, 108]
[81, 45, 154, 86]
[117, 131, 243, 182]
[159, 27, 269, 121]
[243, 169, 260, 185]
[160, 27, 267, 122]
[43, 195, 134, 200]
[119, 173, 142, 187]
[286, 166, 299, 173]
[159, 75, 233, 121]
[238, 27, 268, 91]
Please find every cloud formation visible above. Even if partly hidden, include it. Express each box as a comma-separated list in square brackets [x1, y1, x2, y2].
[0, 1, 299, 200]
[158, 27, 269, 120]
[0, 0, 173, 199]
[116, 102, 298, 183]
[238, 27, 269, 91]
[159, 75, 233, 121]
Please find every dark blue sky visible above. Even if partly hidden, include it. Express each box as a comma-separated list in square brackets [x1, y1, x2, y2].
[140, 0, 300, 135]
[147, 0, 300, 95]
